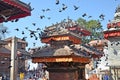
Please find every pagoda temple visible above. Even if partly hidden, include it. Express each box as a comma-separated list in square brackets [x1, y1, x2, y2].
[32, 19, 103, 80]
[104, 5, 120, 80]
[0, 0, 31, 23]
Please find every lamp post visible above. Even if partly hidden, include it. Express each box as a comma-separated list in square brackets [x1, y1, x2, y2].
[10, 36, 18, 80]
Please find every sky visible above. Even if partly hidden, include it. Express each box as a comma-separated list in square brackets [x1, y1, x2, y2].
[2, 0, 120, 50]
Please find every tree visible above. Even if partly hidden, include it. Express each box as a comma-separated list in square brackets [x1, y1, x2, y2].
[77, 18, 103, 43]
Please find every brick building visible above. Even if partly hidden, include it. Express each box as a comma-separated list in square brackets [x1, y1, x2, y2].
[0, 37, 30, 77]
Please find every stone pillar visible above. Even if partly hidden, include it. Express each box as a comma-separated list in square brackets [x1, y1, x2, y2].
[10, 37, 17, 80]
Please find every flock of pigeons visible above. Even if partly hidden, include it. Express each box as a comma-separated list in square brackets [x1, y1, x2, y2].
[0, 0, 119, 70]
[0, 0, 118, 48]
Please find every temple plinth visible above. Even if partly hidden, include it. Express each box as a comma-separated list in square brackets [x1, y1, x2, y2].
[32, 19, 103, 80]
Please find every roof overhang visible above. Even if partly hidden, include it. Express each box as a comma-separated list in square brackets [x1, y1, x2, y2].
[0, 0, 31, 23]
[41, 34, 81, 44]
[32, 55, 90, 64]
[104, 29, 120, 39]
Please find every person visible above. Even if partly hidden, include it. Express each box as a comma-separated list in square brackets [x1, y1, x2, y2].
[89, 74, 99, 80]
[103, 74, 109, 80]
[0, 74, 2, 80]
[29, 76, 33, 80]
[2, 76, 4, 80]
[0, 76, 2, 80]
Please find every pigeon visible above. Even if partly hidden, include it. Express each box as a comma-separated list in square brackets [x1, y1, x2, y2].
[14, 28, 19, 31]
[8, 65, 12, 69]
[56, 0, 59, 5]
[42, 9, 46, 12]
[47, 17, 51, 20]
[0, 14, 10, 21]
[82, 13, 87, 17]
[59, 9, 62, 12]
[36, 28, 41, 31]
[22, 37, 27, 41]
[99, 14, 105, 20]
[62, 4, 67, 10]
[15, 19, 19, 22]
[88, 16, 92, 18]
[40, 15, 45, 19]
[73, 5, 79, 10]
[33, 42, 36, 46]
[22, 31, 25, 35]
[31, 8, 34, 11]
[46, 8, 50, 11]
[25, 27, 28, 30]
[32, 23, 36, 26]
[1, 29, 7, 34]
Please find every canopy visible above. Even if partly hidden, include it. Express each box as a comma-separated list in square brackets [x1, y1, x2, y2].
[0, 0, 31, 23]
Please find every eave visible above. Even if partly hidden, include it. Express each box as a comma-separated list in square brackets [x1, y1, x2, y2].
[32, 55, 90, 64]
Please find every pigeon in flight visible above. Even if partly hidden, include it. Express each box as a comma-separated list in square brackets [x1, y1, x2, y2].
[42, 9, 46, 12]
[22, 37, 27, 41]
[73, 5, 79, 10]
[88, 16, 92, 18]
[32, 23, 36, 26]
[47, 17, 51, 20]
[62, 4, 67, 10]
[40, 15, 45, 19]
[59, 9, 62, 12]
[46, 8, 50, 11]
[36, 27, 41, 31]
[22, 31, 25, 35]
[82, 13, 87, 17]
[14, 28, 19, 31]
[99, 14, 105, 20]
[56, 0, 59, 5]
[31, 8, 34, 11]
[25, 27, 28, 30]
[1, 29, 8, 34]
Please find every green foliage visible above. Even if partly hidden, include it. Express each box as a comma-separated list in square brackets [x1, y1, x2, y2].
[77, 18, 103, 43]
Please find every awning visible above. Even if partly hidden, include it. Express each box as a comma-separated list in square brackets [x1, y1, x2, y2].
[0, 0, 31, 23]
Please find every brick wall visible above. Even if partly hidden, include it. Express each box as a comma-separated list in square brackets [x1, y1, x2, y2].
[49, 71, 77, 80]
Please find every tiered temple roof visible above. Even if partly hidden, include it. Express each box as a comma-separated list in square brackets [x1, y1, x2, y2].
[104, 5, 120, 39]
[40, 19, 91, 44]
[0, 0, 31, 23]
[32, 19, 103, 63]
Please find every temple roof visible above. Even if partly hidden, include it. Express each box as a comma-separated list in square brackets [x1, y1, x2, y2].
[114, 5, 120, 20]
[0, 0, 31, 23]
[89, 39, 108, 47]
[4, 37, 27, 44]
[32, 44, 103, 58]
[106, 5, 120, 29]
[40, 19, 91, 39]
